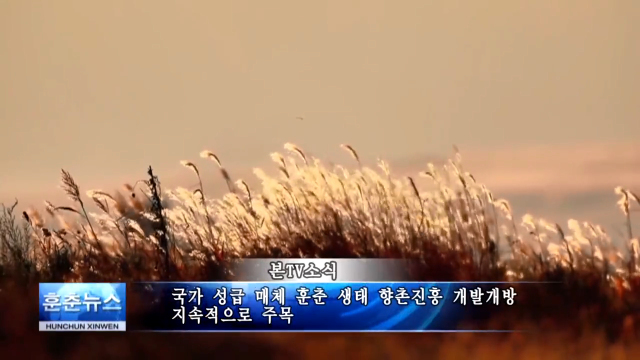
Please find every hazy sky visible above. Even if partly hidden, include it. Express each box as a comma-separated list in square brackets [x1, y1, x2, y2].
[1, 1, 639, 232]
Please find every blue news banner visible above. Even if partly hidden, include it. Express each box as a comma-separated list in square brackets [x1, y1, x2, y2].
[39, 283, 127, 331]
[39, 281, 522, 332]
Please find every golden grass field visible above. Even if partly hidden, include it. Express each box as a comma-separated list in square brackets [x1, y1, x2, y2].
[0, 143, 639, 359]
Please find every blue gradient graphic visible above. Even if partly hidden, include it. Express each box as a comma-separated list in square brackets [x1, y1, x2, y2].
[128, 282, 528, 332]
[39, 283, 127, 322]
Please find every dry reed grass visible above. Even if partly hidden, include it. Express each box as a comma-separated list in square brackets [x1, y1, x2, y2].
[0, 143, 639, 359]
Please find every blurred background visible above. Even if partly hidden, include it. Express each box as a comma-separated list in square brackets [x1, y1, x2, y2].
[1, 1, 638, 242]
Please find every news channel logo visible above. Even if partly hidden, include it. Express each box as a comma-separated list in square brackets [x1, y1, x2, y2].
[38, 282, 127, 332]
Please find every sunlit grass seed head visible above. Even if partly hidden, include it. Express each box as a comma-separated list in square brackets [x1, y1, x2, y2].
[3, 141, 639, 301]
